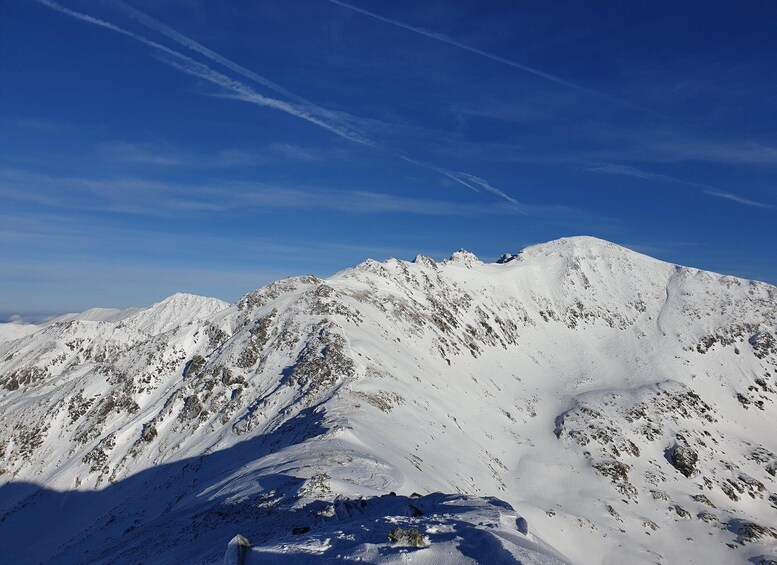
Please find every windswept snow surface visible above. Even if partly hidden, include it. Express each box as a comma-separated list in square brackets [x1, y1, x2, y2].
[0, 293, 229, 346]
[231, 493, 569, 565]
[50, 292, 230, 336]
[1, 237, 776, 564]
[0, 322, 41, 343]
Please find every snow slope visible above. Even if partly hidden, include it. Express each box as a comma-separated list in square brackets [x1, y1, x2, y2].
[0, 293, 229, 348]
[0, 237, 775, 564]
[0, 322, 41, 343]
[49, 292, 230, 335]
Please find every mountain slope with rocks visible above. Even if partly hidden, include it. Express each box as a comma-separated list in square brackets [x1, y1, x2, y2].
[0, 236, 775, 564]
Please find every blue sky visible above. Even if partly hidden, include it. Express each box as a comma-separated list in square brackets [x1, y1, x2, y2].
[1, 0, 776, 316]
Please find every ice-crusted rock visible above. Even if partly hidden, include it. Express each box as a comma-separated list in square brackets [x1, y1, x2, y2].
[728, 520, 777, 546]
[749, 330, 777, 360]
[668, 444, 699, 478]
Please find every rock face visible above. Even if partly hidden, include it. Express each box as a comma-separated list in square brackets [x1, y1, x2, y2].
[222, 534, 251, 565]
[669, 444, 699, 478]
[0, 236, 776, 564]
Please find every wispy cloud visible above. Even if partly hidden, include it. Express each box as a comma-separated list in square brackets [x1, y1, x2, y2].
[7, 118, 63, 132]
[652, 141, 777, 165]
[105, 0, 381, 137]
[704, 190, 774, 209]
[327, 0, 660, 116]
[0, 210, 465, 270]
[95, 141, 266, 168]
[269, 143, 349, 162]
[155, 49, 376, 146]
[2, 166, 613, 223]
[584, 162, 708, 189]
[95, 141, 350, 168]
[584, 162, 774, 208]
[0, 167, 520, 217]
[33, 0, 375, 147]
[448, 100, 777, 168]
[105, 0, 327, 110]
[34, 0, 524, 208]
[392, 154, 524, 207]
[440, 171, 526, 211]
[95, 141, 187, 166]
[570, 125, 777, 166]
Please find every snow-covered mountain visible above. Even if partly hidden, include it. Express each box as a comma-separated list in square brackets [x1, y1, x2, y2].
[1, 236, 775, 564]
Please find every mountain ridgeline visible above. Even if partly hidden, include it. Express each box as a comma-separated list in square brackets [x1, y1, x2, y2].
[1, 237, 776, 564]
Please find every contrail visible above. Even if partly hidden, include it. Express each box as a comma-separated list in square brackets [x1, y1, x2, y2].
[104, 0, 369, 134]
[33, 0, 373, 146]
[104, 0, 313, 108]
[586, 162, 773, 208]
[704, 191, 773, 208]
[328, 0, 661, 116]
[443, 171, 526, 211]
[157, 53, 375, 146]
[34, 0, 524, 208]
[397, 155, 526, 210]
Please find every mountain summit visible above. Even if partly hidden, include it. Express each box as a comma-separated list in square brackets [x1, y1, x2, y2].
[1, 237, 775, 564]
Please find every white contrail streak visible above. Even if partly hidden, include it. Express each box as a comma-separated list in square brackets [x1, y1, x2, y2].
[33, 0, 373, 146]
[586, 162, 773, 208]
[395, 154, 525, 209]
[157, 54, 375, 146]
[34, 0, 524, 208]
[104, 0, 314, 108]
[704, 191, 773, 209]
[391, 154, 522, 208]
[328, 0, 661, 116]
[105, 0, 368, 135]
[442, 171, 527, 212]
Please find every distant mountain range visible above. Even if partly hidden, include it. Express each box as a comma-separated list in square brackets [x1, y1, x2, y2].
[1, 237, 775, 564]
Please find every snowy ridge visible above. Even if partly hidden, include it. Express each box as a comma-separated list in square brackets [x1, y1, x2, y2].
[0, 322, 40, 343]
[119, 292, 230, 336]
[51, 306, 140, 325]
[50, 292, 230, 336]
[0, 293, 230, 347]
[0, 236, 776, 564]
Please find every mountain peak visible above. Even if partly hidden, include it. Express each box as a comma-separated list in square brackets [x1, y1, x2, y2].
[118, 292, 229, 335]
[412, 254, 437, 268]
[160, 291, 205, 302]
[444, 248, 481, 267]
[521, 235, 623, 254]
[515, 236, 661, 268]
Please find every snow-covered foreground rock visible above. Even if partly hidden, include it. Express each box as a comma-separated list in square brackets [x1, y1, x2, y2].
[1, 236, 776, 564]
[227, 493, 568, 564]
